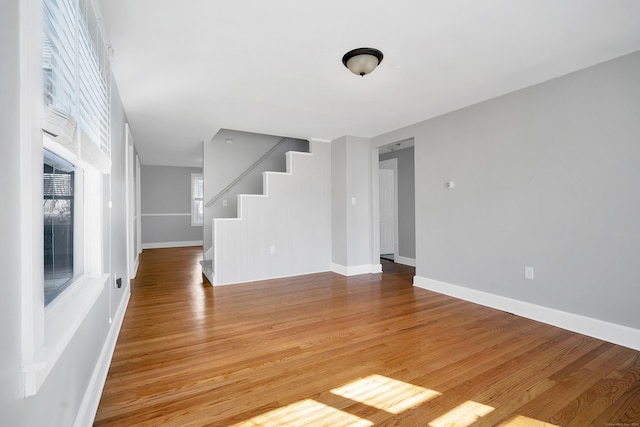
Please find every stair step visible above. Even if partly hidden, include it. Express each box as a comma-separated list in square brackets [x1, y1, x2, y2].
[200, 259, 213, 271]
[200, 259, 214, 284]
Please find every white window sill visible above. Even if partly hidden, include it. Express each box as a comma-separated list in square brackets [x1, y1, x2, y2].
[22, 273, 108, 396]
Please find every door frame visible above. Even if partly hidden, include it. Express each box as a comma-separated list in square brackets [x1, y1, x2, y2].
[372, 138, 416, 271]
[379, 158, 398, 261]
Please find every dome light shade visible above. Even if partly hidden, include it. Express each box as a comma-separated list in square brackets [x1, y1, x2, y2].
[342, 48, 383, 76]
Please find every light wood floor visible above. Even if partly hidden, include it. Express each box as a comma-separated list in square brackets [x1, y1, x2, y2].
[95, 246, 640, 426]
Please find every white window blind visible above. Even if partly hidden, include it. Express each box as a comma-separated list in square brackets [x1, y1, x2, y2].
[43, 0, 78, 118]
[43, 0, 111, 164]
[78, 0, 111, 157]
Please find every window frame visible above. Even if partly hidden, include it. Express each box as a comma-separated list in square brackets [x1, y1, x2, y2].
[43, 149, 76, 305]
[22, 136, 108, 397]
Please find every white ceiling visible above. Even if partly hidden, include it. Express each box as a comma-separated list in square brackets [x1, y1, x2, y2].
[97, 0, 640, 167]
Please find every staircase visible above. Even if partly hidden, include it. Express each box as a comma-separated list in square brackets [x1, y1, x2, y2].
[203, 140, 331, 285]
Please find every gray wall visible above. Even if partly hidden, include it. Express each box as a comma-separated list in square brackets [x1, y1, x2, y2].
[0, 0, 131, 423]
[373, 51, 640, 330]
[332, 135, 375, 268]
[141, 165, 203, 246]
[331, 138, 348, 265]
[379, 146, 416, 260]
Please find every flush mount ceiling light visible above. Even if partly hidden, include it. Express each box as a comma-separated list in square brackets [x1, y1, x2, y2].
[342, 47, 384, 76]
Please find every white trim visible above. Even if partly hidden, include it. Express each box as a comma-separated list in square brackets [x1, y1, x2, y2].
[23, 274, 109, 396]
[331, 263, 382, 276]
[142, 240, 203, 249]
[73, 285, 130, 427]
[413, 276, 640, 351]
[394, 256, 416, 267]
[309, 137, 332, 144]
[136, 155, 142, 255]
[132, 256, 140, 278]
[126, 132, 135, 280]
[141, 213, 191, 217]
[212, 268, 329, 286]
[371, 148, 381, 267]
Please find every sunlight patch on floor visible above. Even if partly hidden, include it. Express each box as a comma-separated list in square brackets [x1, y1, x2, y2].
[331, 374, 442, 414]
[232, 399, 373, 427]
[429, 400, 494, 427]
[497, 415, 560, 426]
[233, 373, 557, 427]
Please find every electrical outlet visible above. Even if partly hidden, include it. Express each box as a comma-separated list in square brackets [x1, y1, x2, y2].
[525, 266, 534, 280]
[269, 245, 276, 254]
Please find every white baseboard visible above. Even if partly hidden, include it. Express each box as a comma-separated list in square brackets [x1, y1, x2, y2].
[142, 240, 203, 249]
[73, 286, 131, 427]
[212, 268, 329, 286]
[331, 263, 382, 276]
[413, 275, 640, 351]
[394, 256, 416, 267]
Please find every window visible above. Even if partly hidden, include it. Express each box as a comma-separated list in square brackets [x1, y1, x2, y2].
[191, 173, 204, 226]
[43, 150, 76, 305]
[41, 0, 111, 306]
[20, 0, 113, 397]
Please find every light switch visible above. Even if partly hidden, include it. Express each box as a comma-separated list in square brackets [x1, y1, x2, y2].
[351, 197, 356, 205]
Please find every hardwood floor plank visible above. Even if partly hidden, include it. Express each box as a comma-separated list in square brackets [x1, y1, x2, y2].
[94, 247, 640, 426]
[374, 331, 584, 426]
[559, 353, 640, 426]
[470, 341, 640, 426]
[587, 363, 640, 426]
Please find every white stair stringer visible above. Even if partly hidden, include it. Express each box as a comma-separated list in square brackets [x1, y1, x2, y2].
[211, 142, 331, 285]
[199, 259, 214, 284]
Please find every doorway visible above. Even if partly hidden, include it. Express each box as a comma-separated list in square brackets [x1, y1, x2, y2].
[379, 159, 397, 262]
[377, 139, 416, 270]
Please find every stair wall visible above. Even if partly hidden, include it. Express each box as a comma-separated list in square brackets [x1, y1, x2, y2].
[212, 141, 331, 285]
[203, 131, 309, 254]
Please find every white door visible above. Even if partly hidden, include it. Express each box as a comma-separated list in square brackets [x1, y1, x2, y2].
[379, 168, 395, 255]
